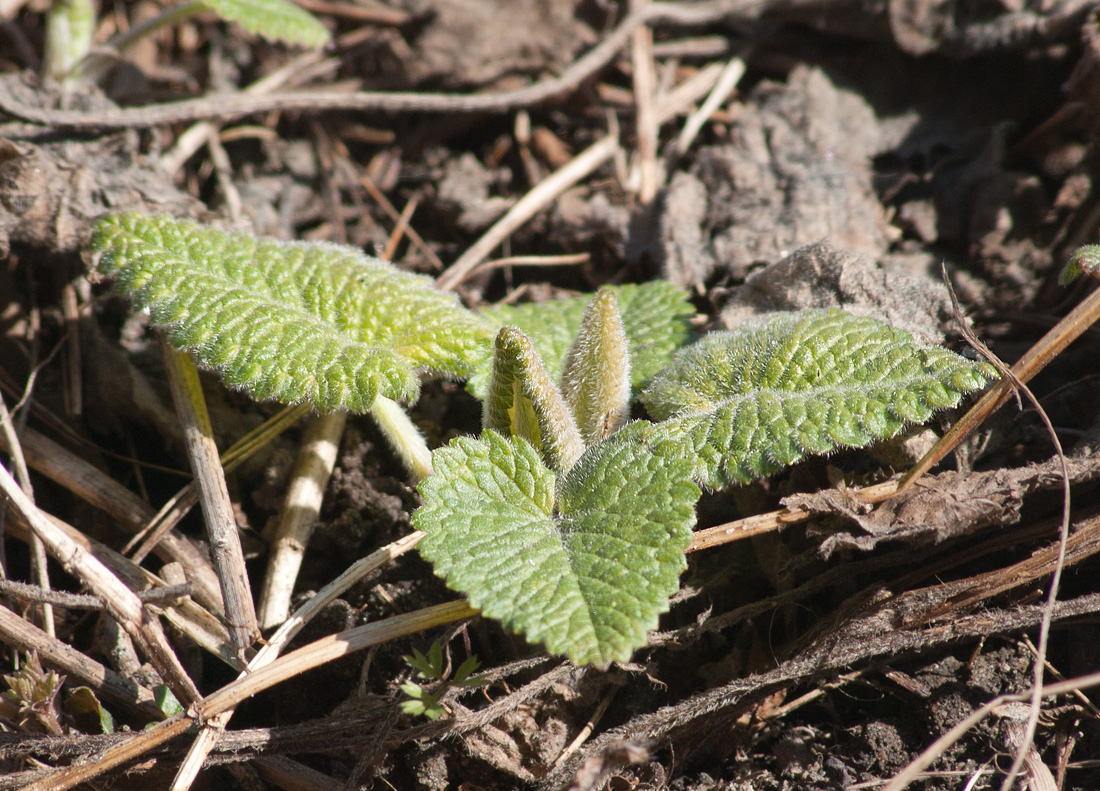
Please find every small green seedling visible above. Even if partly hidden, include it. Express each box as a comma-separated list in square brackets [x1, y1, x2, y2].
[400, 642, 486, 720]
[89, 213, 997, 668]
[45, 0, 328, 86]
[2, 653, 65, 733]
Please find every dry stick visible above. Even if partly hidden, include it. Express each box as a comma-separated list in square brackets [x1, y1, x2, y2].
[652, 60, 725, 125]
[126, 403, 311, 564]
[160, 50, 335, 174]
[896, 283, 1100, 493]
[0, 392, 54, 637]
[359, 173, 445, 272]
[436, 132, 620, 290]
[0, 1, 754, 130]
[205, 129, 243, 223]
[0, 603, 165, 721]
[381, 194, 418, 262]
[1, 502, 238, 667]
[941, 278, 1069, 791]
[251, 756, 344, 791]
[0, 460, 201, 706]
[183, 141, 430, 788]
[24, 598, 474, 791]
[59, 283, 81, 417]
[940, 274, 1072, 791]
[160, 341, 258, 661]
[686, 478, 902, 552]
[257, 411, 348, 630]
[0, 424, 224, 613]
[674, 55, 745, 155]
[173, 529, 425, 789]
[294, 0, 411, 24]
[0, 578, 188, 608]
[463, 253, 591, 282]
[631, 0, 659, 204]
[552, 681, 620, 769]
[881, 670, 1100, 791]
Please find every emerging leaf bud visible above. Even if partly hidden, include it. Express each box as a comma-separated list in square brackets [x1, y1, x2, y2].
[559, 288, 632, 443]
[484, 327, 585, 474]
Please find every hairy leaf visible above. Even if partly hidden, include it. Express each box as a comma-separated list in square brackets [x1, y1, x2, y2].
[560, 289, 632, 443]
[1060, 244, 1100, 285]
[414, 431, 698, 667]
[200, 0, 330, 47]
[91, 213, 493, 412]
[641, 309, 997, 488]
[484, 328, 584, 475]
[470, 281, 694, 397]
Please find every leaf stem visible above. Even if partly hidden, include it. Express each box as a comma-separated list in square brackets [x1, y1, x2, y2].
[369, 396, 433, 481]
[43, 0, 95, 85]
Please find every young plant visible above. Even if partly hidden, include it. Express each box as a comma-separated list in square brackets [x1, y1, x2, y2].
[2, 653, 65, 734]
[88, 213, 997, 668]
[399, 641, 486, 720]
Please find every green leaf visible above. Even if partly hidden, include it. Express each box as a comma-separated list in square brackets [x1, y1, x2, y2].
[91, 213, 493, 412]
[200, 0, 330, 47]
[484, 327, 584, 475]
[399, 683, 444, 719]
[404, 647, 442, 679]
[641, 309, 997, 489]
[413, 430, 698, 668]
[153, 685, 184, 718]
[560, 288, 632, 443]
[471, 281, 694, 398]
[453, 656, 486, 686]
[64, 687, 115, 734]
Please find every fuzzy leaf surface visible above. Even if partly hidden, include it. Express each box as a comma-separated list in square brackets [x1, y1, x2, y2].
[560, 289, 632, 443]
[483, 328, 584, 475]
[414, 431, 698, 667]
[200, 0, 330, 47]
[470, 281, 693, 397]
[91, 213, 493, 412]
[641, 309, 997, 488]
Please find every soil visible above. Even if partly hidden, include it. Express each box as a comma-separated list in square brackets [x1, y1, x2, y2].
[2, 0, 1100, 789]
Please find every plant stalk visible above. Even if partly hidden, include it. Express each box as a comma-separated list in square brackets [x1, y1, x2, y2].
[369, 395, 433, 480]
[257, 410, 347, 630]
[160, 339, 259, 661]
[43, 0, 95, 86]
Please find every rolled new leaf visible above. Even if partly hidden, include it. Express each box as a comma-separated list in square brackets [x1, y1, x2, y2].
[471, 281, 695, 398]
[91, 213, 494, 413]
[641, 309, 997, 489]
[559, 288, 632, 443]
[414, 430, 698, 668]
[484, 327, 584, 475]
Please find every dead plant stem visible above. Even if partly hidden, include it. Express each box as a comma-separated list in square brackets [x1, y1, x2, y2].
[160, 341, 258, 660]
[22, 599, 476, 791]
[0, 1, 758, 130]
[0, 459, 200, 705]
[437, 132, 619, 290]
[898, 283, 1100, 491]
[257, 411, 347, 630]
